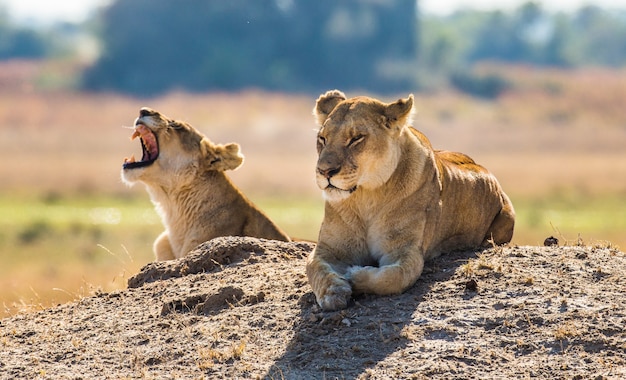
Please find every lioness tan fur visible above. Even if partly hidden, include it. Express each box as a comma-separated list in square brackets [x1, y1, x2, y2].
[307, 90, 515, 310]
[121, 107, 290, 261]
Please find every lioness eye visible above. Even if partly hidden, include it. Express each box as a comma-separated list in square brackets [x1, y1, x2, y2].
[317, 136, 326, 146]
[348, 135, 364, 147]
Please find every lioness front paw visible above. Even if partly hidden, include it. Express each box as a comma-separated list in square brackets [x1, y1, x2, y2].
[318, 279, 352, 311]
[346, 265, 378, 293]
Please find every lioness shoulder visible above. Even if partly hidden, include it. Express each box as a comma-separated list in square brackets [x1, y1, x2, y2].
[307, 90, 515, 310]
[121, 107, 290, 261]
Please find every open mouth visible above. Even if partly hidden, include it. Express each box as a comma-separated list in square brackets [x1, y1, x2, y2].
[123, 124, 159, 169]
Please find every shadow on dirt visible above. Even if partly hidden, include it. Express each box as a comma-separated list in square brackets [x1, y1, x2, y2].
[264, 249, 479, 379]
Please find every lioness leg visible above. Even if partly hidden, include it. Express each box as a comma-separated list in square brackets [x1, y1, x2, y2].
[306, 249, 352, 311]
[483, 196, 515, 246]
[348, 254, 425, 295]
[154, 231, 175, 261]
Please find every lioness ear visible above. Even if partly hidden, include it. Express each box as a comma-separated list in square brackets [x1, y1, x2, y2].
[202, 140, 244, 171]
[384, 94, 414, 130]
[314, 89, 346, 125]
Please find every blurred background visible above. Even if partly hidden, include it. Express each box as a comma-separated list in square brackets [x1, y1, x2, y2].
[1, 0, 625, 317]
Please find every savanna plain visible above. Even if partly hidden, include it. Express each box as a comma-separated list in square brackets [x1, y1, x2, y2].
[1, 61, 625, 318]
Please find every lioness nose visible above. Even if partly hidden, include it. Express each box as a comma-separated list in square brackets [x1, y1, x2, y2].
[139, 107, 157, 117]
[318, 166, 340, 179]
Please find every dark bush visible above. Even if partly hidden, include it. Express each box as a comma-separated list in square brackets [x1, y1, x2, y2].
[450, 71, 511, 99]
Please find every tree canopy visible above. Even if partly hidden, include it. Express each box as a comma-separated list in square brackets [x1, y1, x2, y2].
[3, 1, 626, 96]
[81, 0, 418, 96]
[421, 3, 626, 71]
[0, 9, 48, 59]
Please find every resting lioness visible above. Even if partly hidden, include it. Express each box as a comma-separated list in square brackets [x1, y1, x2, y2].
[121, 107, 290, 261]
[306, 90, 515, 310]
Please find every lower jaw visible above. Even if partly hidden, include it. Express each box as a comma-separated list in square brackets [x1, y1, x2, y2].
[323, 188, 353, 202]
[120, 167, 142, 182]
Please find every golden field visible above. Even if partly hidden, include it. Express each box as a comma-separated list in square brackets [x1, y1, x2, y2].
[1, 61, 625, 317]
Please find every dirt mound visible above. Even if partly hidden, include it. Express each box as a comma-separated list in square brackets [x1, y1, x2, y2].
[127, 237, 314, 288]
[1, 237, 625, 379]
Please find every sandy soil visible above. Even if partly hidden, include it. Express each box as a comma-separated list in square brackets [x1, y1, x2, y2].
[1, 237, 625, 379]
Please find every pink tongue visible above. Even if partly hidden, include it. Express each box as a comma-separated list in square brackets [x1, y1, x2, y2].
[134, 125, 158, 159]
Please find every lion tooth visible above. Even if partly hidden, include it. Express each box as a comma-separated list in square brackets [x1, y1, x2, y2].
[131, 130, 140, 140]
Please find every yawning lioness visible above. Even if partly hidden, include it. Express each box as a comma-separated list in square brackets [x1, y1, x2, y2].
[121, 107, 290, 261]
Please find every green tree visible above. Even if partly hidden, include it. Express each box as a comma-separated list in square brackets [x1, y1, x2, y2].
[468, 2, 549, 64]
[420, 1, 626, 72]
[573, 6, 626, 67]
[0, 8, 48, 59]
[83, 0, 418, 95]
[542, 14, 575, 66]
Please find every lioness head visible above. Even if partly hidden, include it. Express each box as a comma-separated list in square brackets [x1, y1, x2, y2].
[313, 90, 414, 202]
[121, 107, 243, 186]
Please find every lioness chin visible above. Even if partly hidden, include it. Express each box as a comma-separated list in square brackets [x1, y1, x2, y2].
[121, 107, 290, 261]
[307, 90, 515, 311]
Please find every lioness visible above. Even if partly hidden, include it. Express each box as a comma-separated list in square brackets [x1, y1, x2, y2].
[307, 90, 515, 310]
[121, 107, 290, 261]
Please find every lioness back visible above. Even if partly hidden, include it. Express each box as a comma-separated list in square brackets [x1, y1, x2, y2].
[307, 90, 515, 310]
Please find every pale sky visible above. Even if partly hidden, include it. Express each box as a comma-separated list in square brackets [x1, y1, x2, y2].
[2, 0, 626, 24]
[1, 0, 110, 24]
[421, 0, 626, 15]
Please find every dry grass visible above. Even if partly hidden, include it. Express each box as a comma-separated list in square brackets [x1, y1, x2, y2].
[2, 61, 625, 199]
[554, 321, 581, 340]
[1, 60, 625, 317]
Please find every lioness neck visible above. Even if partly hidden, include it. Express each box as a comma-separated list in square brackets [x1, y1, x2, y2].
[372, 129, 435, 198]
[147, 170, 244, 225]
